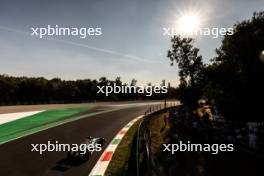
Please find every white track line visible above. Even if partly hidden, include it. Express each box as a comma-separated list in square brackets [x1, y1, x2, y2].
[89, 115, 143, 176]
[0, 111, 44, 125]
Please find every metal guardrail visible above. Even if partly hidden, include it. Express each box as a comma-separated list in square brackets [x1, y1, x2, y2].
[136, 101, 179, 176]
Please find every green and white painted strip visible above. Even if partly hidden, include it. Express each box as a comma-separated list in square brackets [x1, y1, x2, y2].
[89, 115, 143, 176]
[0, 111, 44, 125]
[0, 105, 140, 145]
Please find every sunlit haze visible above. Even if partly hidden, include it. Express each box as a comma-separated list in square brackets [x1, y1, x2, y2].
[177, 12, 201, 34]
[0, 0, 263, 86]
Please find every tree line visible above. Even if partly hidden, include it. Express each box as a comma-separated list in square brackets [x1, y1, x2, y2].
[167, 11, 264, 122]
[0, 75, 177, 105]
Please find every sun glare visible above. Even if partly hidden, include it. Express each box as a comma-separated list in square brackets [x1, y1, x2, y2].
[177, 12, 201, 34]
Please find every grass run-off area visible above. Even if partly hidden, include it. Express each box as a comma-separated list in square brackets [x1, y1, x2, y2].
[0, 106, 94, 144]
[105, 119, 142, 176]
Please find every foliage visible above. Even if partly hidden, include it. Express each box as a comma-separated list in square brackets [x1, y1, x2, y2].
[205, 11, 264, 121]
[0, 75, 177, 105]
[168, 11, 264, 121]
[167, 36, 205, 109]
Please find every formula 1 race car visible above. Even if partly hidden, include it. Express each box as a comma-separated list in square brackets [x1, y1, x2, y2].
[67, 136, 106, 162]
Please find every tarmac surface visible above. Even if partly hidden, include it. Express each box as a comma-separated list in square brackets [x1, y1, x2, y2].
[0, 105, 150, 176]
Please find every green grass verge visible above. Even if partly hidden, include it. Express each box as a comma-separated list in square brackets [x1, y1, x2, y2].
[0, 106, 93, 144]
[105, 119, 142, 176]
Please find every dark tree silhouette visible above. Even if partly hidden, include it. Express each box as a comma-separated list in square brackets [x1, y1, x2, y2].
[167, 36, 205, 109]
[167, 11, 264, 121]
[204, 11, 264, 121]
[0, 75, 177, 105]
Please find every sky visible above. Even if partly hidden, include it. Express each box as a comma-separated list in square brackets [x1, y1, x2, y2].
[0, 0, 263, 86]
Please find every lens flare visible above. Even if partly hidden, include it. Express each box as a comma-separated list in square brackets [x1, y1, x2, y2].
[177, 12, 201, 34]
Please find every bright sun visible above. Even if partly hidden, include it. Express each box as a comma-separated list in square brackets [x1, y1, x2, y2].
[177, 13, 201, 35]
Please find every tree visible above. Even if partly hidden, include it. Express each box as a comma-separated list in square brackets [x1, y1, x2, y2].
[205, 11, 264, 121]
[130, 78, 137, 86]
[0, 75, 178, 105]
[167, 36, 205, 109]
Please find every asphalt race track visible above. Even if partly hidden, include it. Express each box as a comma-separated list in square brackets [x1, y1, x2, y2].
[0, 105, 150, 176]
